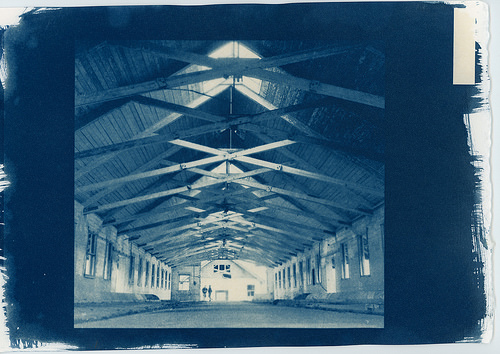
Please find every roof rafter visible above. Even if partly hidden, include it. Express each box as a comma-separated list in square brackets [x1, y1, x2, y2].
[243, 68, 384, 109]
[233, 178, 371, 216]
[249, 131, 381, 204]
[156, 139, 381, 197]
[81, 145, 183, 208]
[124, 42, 355, 70]
[78, 140, 291, 193]
[76, 44, 358, 107]
[102, 188, 251, 225]
[75, 80, 231, 180]
[84, 167, 272, 213]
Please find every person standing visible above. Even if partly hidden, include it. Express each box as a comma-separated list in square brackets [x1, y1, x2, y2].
[202, 286, 208, 300]
[208, 285, 212, 301]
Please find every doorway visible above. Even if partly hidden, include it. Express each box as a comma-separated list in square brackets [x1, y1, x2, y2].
[215, 290, 228, 301]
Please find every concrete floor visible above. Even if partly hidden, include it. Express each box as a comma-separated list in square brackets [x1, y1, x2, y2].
[75, 301, 383, 328]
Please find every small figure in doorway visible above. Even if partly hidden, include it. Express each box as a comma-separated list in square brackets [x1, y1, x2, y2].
[202, 286, 208, 300]
[208, 285, 212, 301]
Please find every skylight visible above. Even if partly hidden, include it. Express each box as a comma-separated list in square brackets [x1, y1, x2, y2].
[172, 41, 263, 96]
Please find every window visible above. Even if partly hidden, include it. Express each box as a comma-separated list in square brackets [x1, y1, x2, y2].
[247, 284, 255, 297]
[359, 232, 371, 276]
[299, 261, 304, 286]
[137, 258, 143, 286]
[179, 274, 190, 291]
[287, 267, 291, 288]
[161, 269, 164, 289]
[84, 232, 97, 277]
[151, 264, 155, 288]
[306, 258, 311, 284]
[278, 270, 282, 288]
[168, 272, 171, 290]
[214, 264, 230, 273]
[156, 263, 160, 288]
[341, 243, 350, 279]
[129, 255, 135, 285]
[275, 273, 278, 290]
[145, 261, 150, 287]
[317, 253, 322, 284]
[282, 269, 286, 289]
[312, 268, 316, 285]
[292, 264, 297, 288]
[103, 242, 113, 280]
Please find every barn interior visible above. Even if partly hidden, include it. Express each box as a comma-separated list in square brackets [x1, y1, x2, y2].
[73, 40, 385, 327]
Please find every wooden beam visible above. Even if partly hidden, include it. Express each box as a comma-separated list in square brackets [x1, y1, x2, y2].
[75, 69, 230, 107]
[146, 224, 232, 248]
[132, 95, 225, 123]
[75, 81, 230, 180]
[250, 131, 380, 205]
[233, 179, 372, 216]
[118, 207, 220, 235]
[230, 204, 327, 234]
[161, 245, 222, 262]
[78, 43, 354, 107]
[236, 85, 325, 139]
[75, 97, 331, 161]
[242, 68, 385, 109]
[78, 155, 226, 192]
[127, 42, 354, 71]
[87, 168, 272, 213]
[124, 211, 243, 237]
[77, 140, 286, 192]
[231, 161, 351, 224]
[169, 139, 295, 157]
[102, 188, 250, 225]
[222, 217, 316, 243]
[82, 145, 183, 208]
[231, 196, 339, 230]
[233, 160, 346, 229]
[149, 228, 236, 253]
[238, 122, 384, 162]
[235, 155, 384, 198]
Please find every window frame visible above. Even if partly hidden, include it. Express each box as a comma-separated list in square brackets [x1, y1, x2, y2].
[292, 263, 297, 288]
[145, 261, 150, 287]
[156, 263, 160, 288]
[151, 263, 155, 288]
[84, 232, 98, 278]
[358, 231, 371, 277]
[341, 243, 350, 279]
[103, 241, 113, 280]
[247, 284, 255, 297]
[287, 266, 291, 288]
[129, 255, 135, 285]
[137, 257, 143, 286]
[179, 274, 190, 291]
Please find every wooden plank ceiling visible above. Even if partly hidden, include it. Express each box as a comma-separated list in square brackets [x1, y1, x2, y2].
[75, 40, 385, 268]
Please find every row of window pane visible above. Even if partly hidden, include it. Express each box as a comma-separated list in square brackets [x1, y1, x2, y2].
[274, 233, 372, 288]
[83, 233, 171, 289]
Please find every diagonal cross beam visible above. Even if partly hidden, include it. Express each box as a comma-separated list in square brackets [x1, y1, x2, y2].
[74, 98, 321, 160]
[75, 80, 231, 180]
[76, 44, 357, 107]
[83, 167, 272, 213]
[233, 179, 372, 216]
[77, 140, 291, 193]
